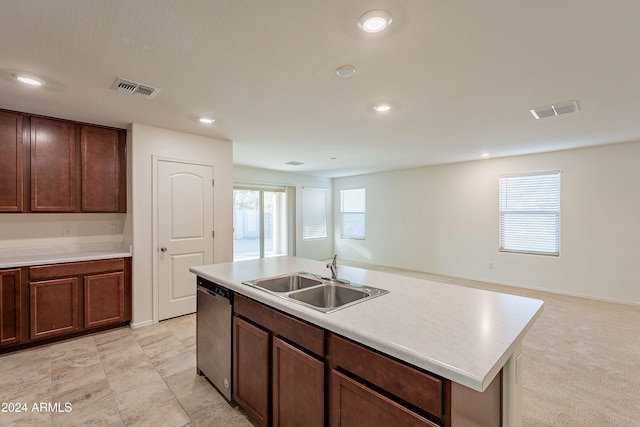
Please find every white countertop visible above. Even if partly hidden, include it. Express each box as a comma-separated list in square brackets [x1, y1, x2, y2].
[0, 242, 131, 269]
[191, 256, 544, 392]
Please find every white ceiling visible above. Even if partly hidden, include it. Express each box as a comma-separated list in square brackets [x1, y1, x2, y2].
[1, 0, 639, 178]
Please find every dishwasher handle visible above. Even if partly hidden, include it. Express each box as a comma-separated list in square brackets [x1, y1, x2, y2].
[198, 285, 232, 304]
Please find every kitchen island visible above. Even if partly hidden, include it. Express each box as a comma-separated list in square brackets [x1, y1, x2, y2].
[191, 256, 543, 427]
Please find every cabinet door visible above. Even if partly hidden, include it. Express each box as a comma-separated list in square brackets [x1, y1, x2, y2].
[84, 271, 125, 328]
[30, 277, 78, 340]
[81, 125, 125, 212]
[30, 117, 77, 212]
[234, 316, 269, 427]
[329, 370, 440, 427]
[0, 269, 21, 346]
[0, 111, 24, 212]
[273, 337, 324, 427]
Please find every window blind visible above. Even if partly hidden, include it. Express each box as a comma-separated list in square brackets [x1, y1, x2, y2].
[499, 171, 560, 256]
[302, 187, 327, 239]
[340, 188, 366, 240]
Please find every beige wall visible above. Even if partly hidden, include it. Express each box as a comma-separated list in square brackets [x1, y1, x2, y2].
[233, 165, 334, 261]
[129, 124, 233, 327]
[0, 213, 126, 249]
[333, 141, 640, 305]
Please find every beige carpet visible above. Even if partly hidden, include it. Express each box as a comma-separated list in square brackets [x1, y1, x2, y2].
[518, 291, 640, 426]
[344, 262, 640, 426]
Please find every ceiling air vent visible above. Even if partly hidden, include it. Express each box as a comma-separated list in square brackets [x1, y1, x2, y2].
[111, 77, 161, 99]
[530, 101, 579, 119]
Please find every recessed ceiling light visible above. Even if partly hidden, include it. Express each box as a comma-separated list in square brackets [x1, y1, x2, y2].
[480, 153, 490, 158]
[13, 74, 44, 86]
[199, 117, 215, 124]
[357, 10, 393, 33]
[336, 65, 356, 78]
[285, 161, 304, 166]
[373, 103, 392, 113]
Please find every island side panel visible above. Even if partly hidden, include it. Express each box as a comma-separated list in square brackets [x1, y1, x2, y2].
[451, 370, 502, 426]
[502, 343, 523, 427]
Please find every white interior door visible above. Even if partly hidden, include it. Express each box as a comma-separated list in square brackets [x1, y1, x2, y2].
[158, 160, 214, 320]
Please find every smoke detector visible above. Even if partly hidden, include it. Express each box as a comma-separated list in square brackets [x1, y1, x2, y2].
[111, 77, 161, 99]
[530, 101, 579, 119]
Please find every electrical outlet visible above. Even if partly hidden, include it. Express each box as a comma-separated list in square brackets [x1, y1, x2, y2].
[63, 225, 72, 237]
[488, 262, 494, 269]
[110, 224, 117, 234]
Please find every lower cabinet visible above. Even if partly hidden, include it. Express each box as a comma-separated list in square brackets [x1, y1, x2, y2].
[30, 277, 79, 340]
[233, 294, 325, 427]
[232, 295, 502, 427]
[1, 257, 131, 352]
[234, 316, 270, 426]
[84, 271, 125, 328]
[272, 337, 324, 427]
[0, 269, 21, 346]
[330, 369, 439, 427]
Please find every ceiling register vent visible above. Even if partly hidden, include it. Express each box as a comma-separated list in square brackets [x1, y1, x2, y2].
[111, 77, 161, 99]
[530, 101, 579, 119]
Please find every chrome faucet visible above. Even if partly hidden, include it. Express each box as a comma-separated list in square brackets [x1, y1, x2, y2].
[326, 255, 338, 280]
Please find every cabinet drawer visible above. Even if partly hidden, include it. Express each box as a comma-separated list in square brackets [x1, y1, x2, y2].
[330, 369, 440, 427]
[329, 334, 444, 419]
[29, 258, 125, 281]
[234, 294, 324, 357]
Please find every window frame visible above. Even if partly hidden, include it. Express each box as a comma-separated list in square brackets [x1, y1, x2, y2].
[232, 184, 288, 261]
[340, 187, 366, 240]
[302, 187, 327, 240]
[499, 170, 561, 256]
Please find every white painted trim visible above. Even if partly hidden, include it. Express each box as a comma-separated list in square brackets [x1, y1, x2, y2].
[130, 320, 154, 329]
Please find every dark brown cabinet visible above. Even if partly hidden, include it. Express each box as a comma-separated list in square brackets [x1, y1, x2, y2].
[84, 271, 126, 328]
[27, 258, 131, 342]
[329, 369, 439, 427]
[233, 294, 325, 427]
[30, 277, 79, 340]
[30, 117, 77, 212]
[0, 109, 126, 213]
[1, 258, 131, 354]
[0, 269, 22, 346]
[273, 337, 324, 427]
[81, 125, 126, 212]
[328, 333, 445, 421]
[234, 316, 270, 427]
[231, 296, 503, 427]
[0, 111, 24, 212]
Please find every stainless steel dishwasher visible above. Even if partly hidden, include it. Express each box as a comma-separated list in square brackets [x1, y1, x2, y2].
[196, 276, 234, 401]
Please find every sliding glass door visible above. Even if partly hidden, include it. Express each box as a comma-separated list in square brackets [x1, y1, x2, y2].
[233, 187, 288, 261]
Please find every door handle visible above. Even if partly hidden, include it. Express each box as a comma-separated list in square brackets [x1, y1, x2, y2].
[160, 247, 168, 252]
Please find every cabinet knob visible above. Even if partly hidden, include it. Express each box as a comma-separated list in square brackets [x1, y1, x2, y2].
[160, 247, 168, 252]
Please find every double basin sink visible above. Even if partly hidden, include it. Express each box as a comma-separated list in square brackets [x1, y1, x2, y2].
[242, 272, 389, 313]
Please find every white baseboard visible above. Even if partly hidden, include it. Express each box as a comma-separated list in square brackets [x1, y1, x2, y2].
[130, 319, 154, 329]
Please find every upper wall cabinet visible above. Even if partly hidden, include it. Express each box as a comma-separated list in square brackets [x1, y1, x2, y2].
[30, 117, 77, 212]
[0, 111, 24, 212]
[81, 125, 126, 212]
[0, 110, 126, 213]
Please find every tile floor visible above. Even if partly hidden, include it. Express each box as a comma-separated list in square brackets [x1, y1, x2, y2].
[0, 314, 253, 426]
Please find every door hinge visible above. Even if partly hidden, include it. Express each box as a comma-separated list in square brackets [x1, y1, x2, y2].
[212, 179, 215, 187]
[212, 230, 215, 238]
